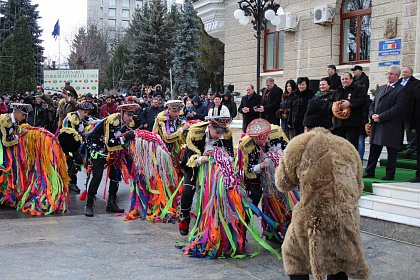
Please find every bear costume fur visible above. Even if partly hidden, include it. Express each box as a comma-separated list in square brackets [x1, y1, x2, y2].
[275, 127, 369, 280]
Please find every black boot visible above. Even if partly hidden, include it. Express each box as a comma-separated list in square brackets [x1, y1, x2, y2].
[84, 195, 95, 217]
[69, 183, 81, 194]
[106, 195, 124, 213]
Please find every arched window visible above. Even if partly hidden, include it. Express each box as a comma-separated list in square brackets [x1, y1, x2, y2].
[264, 22, 284, 72]
[340, 0, 372, 64]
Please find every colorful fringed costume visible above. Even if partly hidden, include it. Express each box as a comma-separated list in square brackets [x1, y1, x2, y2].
[0, 119, 69, 215]
[238, 121, 299, 242]
[122, 130, 179, 222]
[153, 109, 187, 174]
[180, 147, 281, 259]
[83, 107, 138, 216]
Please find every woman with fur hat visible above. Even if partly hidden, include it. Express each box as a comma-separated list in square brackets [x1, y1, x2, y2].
[275, 127, 369, 280]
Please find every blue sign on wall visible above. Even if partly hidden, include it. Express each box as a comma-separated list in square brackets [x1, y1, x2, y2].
[379, 39, 401, 56]
[378, 61, 400, 67]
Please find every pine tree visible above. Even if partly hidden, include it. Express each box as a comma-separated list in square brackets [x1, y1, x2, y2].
[163, 4, 181, 86]
[0, 35, 15, 91]
[13, 17, 36, 92]
[125, 0, 171, 88]
[171, 0, 200, 95]
[104, 44, 129, 90]
[0, 0, 44, 85]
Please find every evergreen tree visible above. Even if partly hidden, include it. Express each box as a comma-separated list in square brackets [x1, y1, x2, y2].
[125, 3, 150, 86]
[104, 44, 129, 90]
[125, 0, 171, 88]
[197, 19, 224, 93]
[0, 0, 44, 85]
[13, 17, 36, 92]
[0, 35, 15, 91]
[163, 4, 181, 86]
[171, 0, 200, 95]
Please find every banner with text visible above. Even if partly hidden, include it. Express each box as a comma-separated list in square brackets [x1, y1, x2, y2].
[43, 69, 99, 97]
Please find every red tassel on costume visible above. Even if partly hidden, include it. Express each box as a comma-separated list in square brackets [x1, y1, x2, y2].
[79, 190, 87, 201]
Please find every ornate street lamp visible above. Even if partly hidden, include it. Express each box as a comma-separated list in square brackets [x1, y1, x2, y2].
[234, 0, 284, 95]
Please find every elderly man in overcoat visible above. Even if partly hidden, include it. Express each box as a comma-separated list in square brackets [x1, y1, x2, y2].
[364, 65, 406, 180]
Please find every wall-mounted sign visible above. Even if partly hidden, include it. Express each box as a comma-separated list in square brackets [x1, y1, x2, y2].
[378, 39, 401, 56]
[378, 60, 400, 67]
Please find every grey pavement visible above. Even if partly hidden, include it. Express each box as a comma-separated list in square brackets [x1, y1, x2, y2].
[1, 171, 420, 280]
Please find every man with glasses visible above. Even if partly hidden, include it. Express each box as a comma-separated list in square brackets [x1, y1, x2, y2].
[364, 66, 406, 180]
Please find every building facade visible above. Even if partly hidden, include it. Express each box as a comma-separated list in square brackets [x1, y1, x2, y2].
[88, 0, 177, 39]
[194, 0, 420, 94]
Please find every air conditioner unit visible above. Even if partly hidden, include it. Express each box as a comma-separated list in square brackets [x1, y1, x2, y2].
[313, 4, 335, 25]
[276, 13, 299, 32]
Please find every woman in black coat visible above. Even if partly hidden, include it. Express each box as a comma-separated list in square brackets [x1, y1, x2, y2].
[290, 77, 314, 136]
[222, 92, 238, 118]
[279, 80, 297, 138]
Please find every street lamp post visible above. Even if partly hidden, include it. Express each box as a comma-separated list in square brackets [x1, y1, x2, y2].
[234, 0, 283, 95]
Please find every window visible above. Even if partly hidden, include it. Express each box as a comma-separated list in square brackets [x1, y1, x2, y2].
[109, 0, 116, 6]
[122, 20, 130, 29]
[264, 22, 284, 71]
[341, 0, 372, 64]
[123, 0, 130, 7]
[136, 0, 143, 9]
[122, 9, 130, 18]
[108, 19, 116, 29]
[108, 8, 116, 17]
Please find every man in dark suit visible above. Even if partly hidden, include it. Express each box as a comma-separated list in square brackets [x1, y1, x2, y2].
[238, 84, 262, 132]
[364, 66, 406, 180]
[399, 66, 419, 155]
[256, 77, 283, 125]
[410, 81, 420, 182]
[331, 72, 368, 149]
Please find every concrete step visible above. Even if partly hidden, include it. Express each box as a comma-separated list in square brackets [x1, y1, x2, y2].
[359, 208, 420, 228]
[359, 195, 420, 219]
[372, 182, 420, 203]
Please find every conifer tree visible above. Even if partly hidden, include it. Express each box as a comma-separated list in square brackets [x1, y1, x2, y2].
[0, 0, 44, 85]
[171, 0, 200, 95]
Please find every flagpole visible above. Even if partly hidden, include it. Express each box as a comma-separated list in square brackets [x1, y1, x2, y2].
[58, 34, 61, 69]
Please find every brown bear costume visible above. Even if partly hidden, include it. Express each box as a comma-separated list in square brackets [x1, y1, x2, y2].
[275, 127, 369, 280]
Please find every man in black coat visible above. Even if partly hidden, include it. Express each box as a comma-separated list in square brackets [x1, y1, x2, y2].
[257, 77, 283, 125]
[352, 65, 370, 94]
[139, 97, 163, 131]
[238, 84, 262, 132]
[331, 72, 368, 149]
[27, 95, 47, 128]
[399, 66, 418, 155]
[327, 64, 341, 90]
[410, 81, 420, 182]
[364, 66, 406, 180]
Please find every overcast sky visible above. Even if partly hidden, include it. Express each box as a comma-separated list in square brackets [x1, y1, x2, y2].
[32, 0, 87, 65]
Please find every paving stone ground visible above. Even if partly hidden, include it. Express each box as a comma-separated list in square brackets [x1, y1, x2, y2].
[1, 172, 419, 280]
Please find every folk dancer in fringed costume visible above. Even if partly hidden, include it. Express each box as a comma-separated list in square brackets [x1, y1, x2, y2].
[123, 130, 180, 222]
[153, 100, 190, 174]
[58, 101, 95, 194]
[0, 103, 69, 215]
[83, 103, 139, 217]
[238, 118, 299, 243]
[178, 114, 282, 259]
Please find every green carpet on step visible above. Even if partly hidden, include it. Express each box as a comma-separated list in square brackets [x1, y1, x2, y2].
[362, 167, 416, 193]
[380, 159, 417, 170]
[396, 151, 417, 160]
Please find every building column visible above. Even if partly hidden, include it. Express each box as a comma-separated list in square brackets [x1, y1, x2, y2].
[414, 0, 420, 77]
